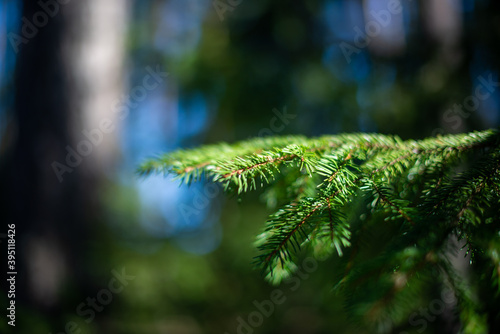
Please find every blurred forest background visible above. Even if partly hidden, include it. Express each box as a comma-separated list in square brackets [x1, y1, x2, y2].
[0, 0, 499, 333]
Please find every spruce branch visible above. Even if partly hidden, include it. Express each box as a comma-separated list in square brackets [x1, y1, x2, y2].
[138, 128, 500, 330]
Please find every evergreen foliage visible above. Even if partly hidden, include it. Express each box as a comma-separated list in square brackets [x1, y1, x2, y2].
[138, 129, 500, 332]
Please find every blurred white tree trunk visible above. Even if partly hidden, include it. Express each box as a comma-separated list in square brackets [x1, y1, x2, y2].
[423, 0, 463, 65]
[64, 0, 130, 173]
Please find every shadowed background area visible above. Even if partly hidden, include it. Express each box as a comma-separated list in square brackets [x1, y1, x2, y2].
[0, 0, 499, 333]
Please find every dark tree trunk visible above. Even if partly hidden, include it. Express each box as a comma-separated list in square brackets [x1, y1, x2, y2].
[1, 0, 128, 330]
